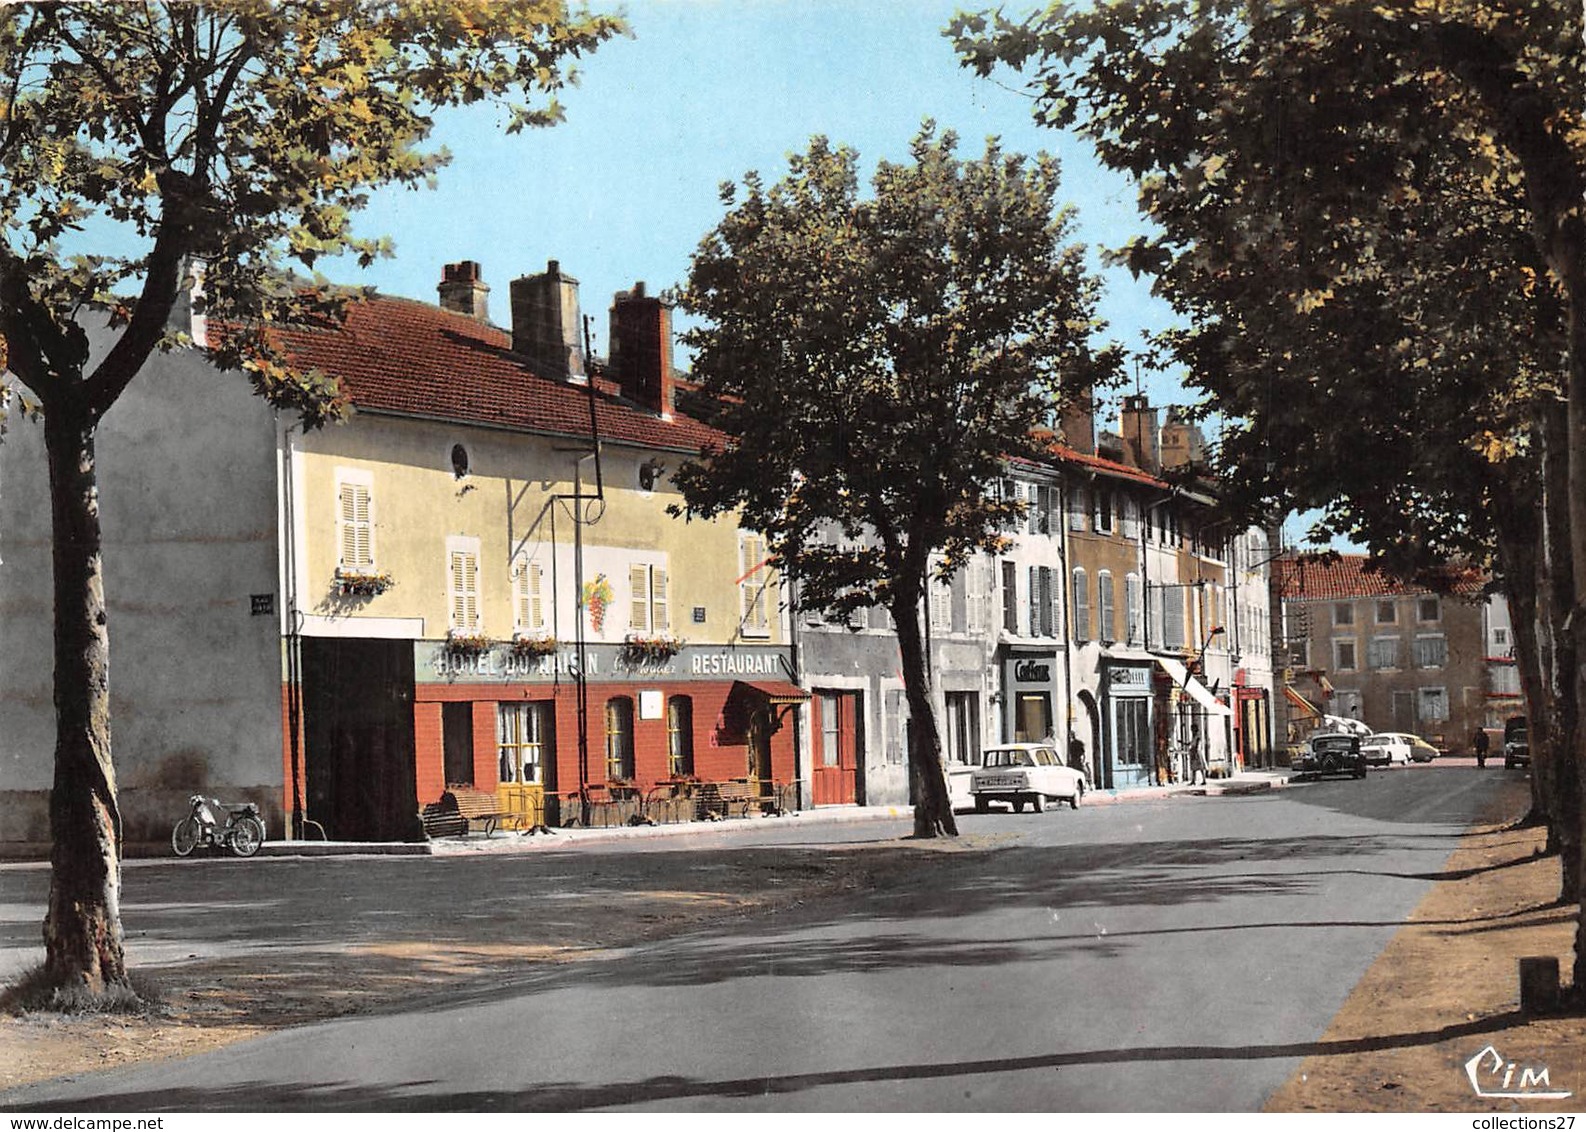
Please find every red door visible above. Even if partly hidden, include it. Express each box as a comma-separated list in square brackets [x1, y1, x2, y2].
[812, 691, 859, 805]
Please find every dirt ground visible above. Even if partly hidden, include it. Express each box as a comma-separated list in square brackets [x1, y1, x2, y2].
[3, 801, 1583, 1112]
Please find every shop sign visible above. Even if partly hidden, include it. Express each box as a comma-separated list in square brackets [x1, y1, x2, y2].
[1109, 665, 1151, 689]
[417, 641, 791, 684]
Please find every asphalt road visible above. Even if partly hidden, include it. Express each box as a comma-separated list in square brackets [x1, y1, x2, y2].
[1, 765, 1508, 1112]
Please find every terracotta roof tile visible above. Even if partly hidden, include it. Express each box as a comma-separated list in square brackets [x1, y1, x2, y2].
[1274, 554, 1486, 600]
[269, 294, 722, 453]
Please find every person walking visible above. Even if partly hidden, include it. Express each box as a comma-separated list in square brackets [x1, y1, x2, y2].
[1473, 726, 1490, 768]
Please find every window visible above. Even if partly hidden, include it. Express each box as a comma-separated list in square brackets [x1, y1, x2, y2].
[1071, 568, 1090, 642]
[1418, 597, 1441, 622]
[1001, 560, 1019, 633]
[1376, 599, 1398, 624]
[604, 697, 635, 780]
[450, 443, 470, 479]
[1094, 488, 1114, 534]
[1162, 586, 1186, 650]
[1333, 602, 1354, 627]
[1125, 574, 1143, 645]
[1121, 498, 1140, 540]
[628, 563, 670, 632]
[498, 702, 552, 785]
[1334, 638, 1357, 671]
[885, 688, 907, 765]
[513, 556, 545, 632]
[1290, 638, 1311, 667]
[1068, 485, 1088, 532]
[667, 696, 694, 778]
[944, 691, 980, 767]
[1097, 570, 1116, 643]
[1415, 634, 1448, 668]
[1028, 483, 1053, 536]
[336, 473, 374, 570]
[1492, 665, 1520, 696]
[967, 558, 993, 634]
[820, 693, 840, 767]
[1030, 566, 1055, 637]
[1493, 626, 1510, 648]
[1419, 687, 1449, 722]
[928, 561, 952, 633]
[1368, 636, 1399, 669]
[739, 533, 770, 637]
[448, 537, 481, 631]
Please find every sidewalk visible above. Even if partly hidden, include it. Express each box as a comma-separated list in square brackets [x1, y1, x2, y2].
[258, 768, 1295, 858]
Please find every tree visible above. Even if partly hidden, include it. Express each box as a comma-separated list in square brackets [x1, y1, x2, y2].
[0, 0, 622, 1004]
[672, 126, 1120, 837]
[952, 0, 1586, 985]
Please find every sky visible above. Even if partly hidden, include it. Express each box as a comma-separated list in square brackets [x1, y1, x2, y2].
[309, 0, 1327, 551]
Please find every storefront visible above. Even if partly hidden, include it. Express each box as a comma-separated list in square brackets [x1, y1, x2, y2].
[1100, 660, 1155, 789]
[999, 648, 1061, 744]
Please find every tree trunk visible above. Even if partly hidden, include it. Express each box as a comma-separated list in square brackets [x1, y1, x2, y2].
[892, 594, 958, 838]
[41, 404, 129, 997]
[1495, 513, 1549, 831]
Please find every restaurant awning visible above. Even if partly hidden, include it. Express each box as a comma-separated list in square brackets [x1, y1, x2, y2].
[729, 680, 810, 705]
[1155, 657, 1233, 717]
[720, 679, 810, 736]
[1282, 684, 1322, 719]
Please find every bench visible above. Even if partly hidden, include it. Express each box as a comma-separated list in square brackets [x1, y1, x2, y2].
[419, 788, 521, 838]
[708, 780, 785, 820]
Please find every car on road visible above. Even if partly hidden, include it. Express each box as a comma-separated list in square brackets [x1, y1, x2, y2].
[970, 743, 1086, 813]
[1404, 734, 1440, 763]
[1504, 716, 1530, 768]
[1294, 731, 1368, 779]
[1361, 733, 1413, 767]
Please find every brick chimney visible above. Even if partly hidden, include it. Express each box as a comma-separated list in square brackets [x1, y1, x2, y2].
[510, 260, 585, 382]
[1120, 394, 1160, 474]
[437, 260, 490, 322]
[1159, 406, 1207, 470]
[608, 282, 675, 418]
[1059, 379, 1095, 455]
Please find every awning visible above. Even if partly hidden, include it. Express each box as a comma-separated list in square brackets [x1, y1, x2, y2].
[729, 679, 810, 705]
[1282, 684, 1322, 718]
[1155, 657, 1233, 717]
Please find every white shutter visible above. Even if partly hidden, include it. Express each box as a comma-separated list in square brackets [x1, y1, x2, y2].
[530, 563, 544, 630]
[339, 483, 372, 569]
[629, 563, 650, 630]
[513, 558, 531, 629]
[450, 549, 479, 631]
[653, 567, 669, 631]
[741, 535, 769, 634]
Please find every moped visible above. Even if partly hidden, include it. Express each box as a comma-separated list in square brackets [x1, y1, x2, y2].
[172, 794, 266, 858]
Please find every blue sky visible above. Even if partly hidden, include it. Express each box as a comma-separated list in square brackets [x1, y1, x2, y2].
[326, 0, 1326, 550]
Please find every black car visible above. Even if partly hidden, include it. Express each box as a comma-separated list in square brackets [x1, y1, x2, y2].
[1295, 732, 1368, 779]
[1504, 716, 1530, 769]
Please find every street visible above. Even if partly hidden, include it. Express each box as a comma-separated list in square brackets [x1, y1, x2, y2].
[1, 765, 1506, 1111]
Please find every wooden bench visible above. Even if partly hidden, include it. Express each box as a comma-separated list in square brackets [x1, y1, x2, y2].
[419, 788, 521, 838]
[711, 780, 784, 819]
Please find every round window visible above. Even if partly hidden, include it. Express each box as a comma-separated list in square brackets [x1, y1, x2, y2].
[451, 443, 470, 478]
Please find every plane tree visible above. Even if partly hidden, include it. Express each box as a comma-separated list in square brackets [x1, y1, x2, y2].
[672, 127, 1120, 837]
[952, 0, 1586, 983]
[0, 0, 622, 1004]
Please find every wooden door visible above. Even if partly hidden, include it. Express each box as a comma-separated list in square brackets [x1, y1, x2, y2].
[812, 691, 859, 805]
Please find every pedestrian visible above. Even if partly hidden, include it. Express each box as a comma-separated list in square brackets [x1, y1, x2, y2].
[1473, 726, 1489, 768]
[1069, 736, 1092, 783]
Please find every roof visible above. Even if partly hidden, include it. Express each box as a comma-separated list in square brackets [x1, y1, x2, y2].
[1274, 554, 1486, 600]
[267, 294, 722, 453]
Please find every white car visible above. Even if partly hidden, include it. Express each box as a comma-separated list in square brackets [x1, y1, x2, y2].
[1361, 732, 1413, 767]
[970, 743, 1087, 813]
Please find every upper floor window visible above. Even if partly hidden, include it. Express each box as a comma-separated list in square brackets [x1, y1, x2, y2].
[1418, 597, 1441, 623]
[513, 556, 545, 632]
[1415, 634, 1448, 668]
[739, 533, 770, 638]
[1376, 599, 1398, 624]
[1333, 602, 1354, 627]
[1124, 573, 1143, 645]
[1368, 636, 1399, 669]
[1071, 568, 1090, 643]
[629, 563, 670, 633]
[1493, 626, 1510, 648]
[1162, 585, 1186, 650]
[1334, 638, 1357, 671]
[1097, 570, 1116, 644]
[928, 558, 953, 633]
[447, 536, 481, 632]
[1001, 560, 1019, 633]
[336, 471, 375, 570]
[1068, 485, 1089, 532]
[1094, 488, 1114, 534]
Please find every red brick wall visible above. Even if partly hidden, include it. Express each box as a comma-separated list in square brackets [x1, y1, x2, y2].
[414, 701, 445, 804]
[279, 684, 307, 829]
[472, 700, 499, 788]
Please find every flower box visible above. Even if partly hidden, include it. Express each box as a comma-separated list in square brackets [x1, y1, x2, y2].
[621, 634, 683, 665]
[334, 568, 394, 597]
[510, 634, 559, 659]
[443, 631, 493, 657]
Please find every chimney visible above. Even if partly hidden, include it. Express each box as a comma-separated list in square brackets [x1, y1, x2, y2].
[437, 260, 490, 322]
[1159, 406, 1207, 471]
[1120, 394, 1160, 474]
[608, 281, 675, 417]
[1059, 379, 1095, 455]
[510, 260, 585, 382]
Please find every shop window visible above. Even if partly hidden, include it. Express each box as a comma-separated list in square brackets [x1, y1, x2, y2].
[604, 697, 635, 781]
[443, 702, 474, 787]
[498, 702, 552, 784]
[667, 696, 694, 778]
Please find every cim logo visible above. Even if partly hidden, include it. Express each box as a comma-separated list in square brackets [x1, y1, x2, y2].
[1465, 1045, 1572, 1100]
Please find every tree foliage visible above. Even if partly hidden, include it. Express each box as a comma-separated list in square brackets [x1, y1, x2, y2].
[0, 0, 622, 1002]
[952, 0, 1586, 984]
[674, 125, 1120, 836]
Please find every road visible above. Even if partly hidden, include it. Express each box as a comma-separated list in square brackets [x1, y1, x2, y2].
[1, 765, 1507, 1111]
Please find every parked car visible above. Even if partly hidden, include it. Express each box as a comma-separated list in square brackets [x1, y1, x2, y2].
[1294, 732, 1368, 779]
[1405, 734, 1440, 763]
[970, 743, 1087, 813]
[1504, 716, 1530, 769]
[1361, 733, 1413, 767]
